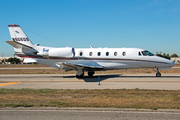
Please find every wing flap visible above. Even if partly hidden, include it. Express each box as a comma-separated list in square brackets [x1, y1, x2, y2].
[57, 62, 104, 71]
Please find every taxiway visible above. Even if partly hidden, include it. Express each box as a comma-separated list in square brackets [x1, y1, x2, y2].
[1, 108, 180, 120]
[0, 74, 180, 90]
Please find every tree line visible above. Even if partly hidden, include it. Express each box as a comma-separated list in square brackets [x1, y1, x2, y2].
[156, 53, 178, 60]
[1, 57, 22, 64]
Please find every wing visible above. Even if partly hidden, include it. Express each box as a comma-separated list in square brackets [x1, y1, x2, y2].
[57, 62, 104, 71]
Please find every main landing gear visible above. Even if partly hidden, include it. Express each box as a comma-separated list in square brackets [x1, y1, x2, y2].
[76, 67, 84, 78]
[76, 68, 95, 78]
[76, 71, 95, 78]
[88, 71, 95, 77]
[156, 68, 161, 77]
[76, 72, 84, 78]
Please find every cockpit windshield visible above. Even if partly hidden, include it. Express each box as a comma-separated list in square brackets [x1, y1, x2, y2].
[141, 50, 154, 56]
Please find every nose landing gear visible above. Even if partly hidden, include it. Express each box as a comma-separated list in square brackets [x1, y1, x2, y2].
[156, 68, 161, 77]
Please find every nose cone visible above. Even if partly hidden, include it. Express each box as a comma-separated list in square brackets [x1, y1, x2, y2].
[162, 58, 175, 67]
[156, 56, 175, 68]
[169, 60, 175, 67]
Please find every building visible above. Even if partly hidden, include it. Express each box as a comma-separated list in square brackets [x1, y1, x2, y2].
[171, 57, 180, 64]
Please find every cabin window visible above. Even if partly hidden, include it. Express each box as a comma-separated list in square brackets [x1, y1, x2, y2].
[98, 52, 101, 56]
[114, 52, 117, 56]
[106, 52, 109, 56]
[79, 51, 83, 56]
[122, 52, 126, 56]
[89, 52, 93, 56]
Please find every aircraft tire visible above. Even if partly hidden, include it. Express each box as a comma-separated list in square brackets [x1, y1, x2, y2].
[76, 73, 84, 78]
[88, 71, 94, 77]
[156, 72, 161, 77]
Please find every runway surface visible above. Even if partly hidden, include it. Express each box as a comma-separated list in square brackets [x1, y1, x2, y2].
[0, 74, 180, 90]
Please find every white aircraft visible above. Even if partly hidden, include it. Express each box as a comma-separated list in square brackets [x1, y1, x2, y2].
[6, 24, 175, 78]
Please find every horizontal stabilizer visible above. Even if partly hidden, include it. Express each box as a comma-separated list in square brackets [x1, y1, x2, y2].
[6, 40, 33, 49]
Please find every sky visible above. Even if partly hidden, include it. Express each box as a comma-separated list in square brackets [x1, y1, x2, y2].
[0, 0, 180, 57]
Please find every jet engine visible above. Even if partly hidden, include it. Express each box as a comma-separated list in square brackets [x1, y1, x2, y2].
[37, 47, 75, 58]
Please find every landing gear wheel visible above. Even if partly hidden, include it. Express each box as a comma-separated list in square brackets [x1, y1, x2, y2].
[156, 68, 161, 77]
[76, 73, 84, 78]
[156, 72, 161, 77]
[88, 71, 95, 77]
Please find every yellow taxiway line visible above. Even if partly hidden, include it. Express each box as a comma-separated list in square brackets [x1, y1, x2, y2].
[0, 82, 21, 87]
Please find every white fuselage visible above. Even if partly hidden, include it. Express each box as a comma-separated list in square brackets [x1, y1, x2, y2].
[23, 46, 174, 71]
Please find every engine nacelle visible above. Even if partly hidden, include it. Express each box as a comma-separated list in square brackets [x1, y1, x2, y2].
[49, 47, 75, 58]
[37, 47, 75, 58]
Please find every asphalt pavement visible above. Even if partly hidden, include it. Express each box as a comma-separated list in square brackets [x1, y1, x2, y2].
[0, 74, 180, 90]
[1, 108, 180, 120]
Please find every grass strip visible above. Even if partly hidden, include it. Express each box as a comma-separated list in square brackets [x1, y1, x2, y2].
[0, 88, 180, 110]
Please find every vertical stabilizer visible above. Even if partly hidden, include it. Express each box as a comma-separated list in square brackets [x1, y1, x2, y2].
[8, 24, 34, 48]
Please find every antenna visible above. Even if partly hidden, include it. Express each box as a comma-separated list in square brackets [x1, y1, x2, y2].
[21, 26, 65, 47]
[90, 45, 93, 48]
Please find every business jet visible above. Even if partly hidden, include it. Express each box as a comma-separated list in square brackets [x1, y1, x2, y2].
[6, 24, 175, 78]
